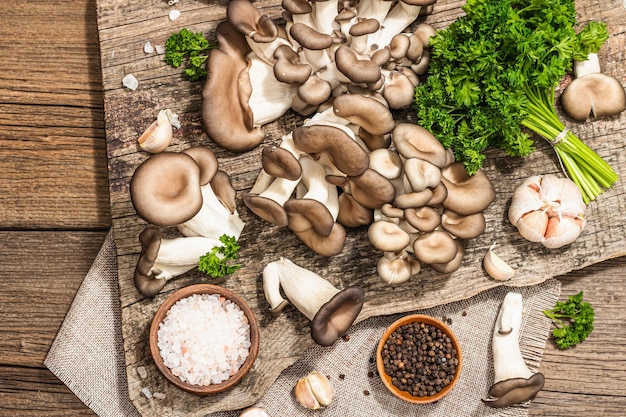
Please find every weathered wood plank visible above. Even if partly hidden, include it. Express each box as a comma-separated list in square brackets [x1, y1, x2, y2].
[0, 0, 111, 229]
[95, 0, 626, 414]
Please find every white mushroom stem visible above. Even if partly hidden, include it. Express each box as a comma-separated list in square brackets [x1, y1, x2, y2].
[297, 156, 340, 219]
[356, 0, 393, 24]
[573, 52, 601, 78]
[492, 292, 534, 384]
[177, 184, 245, 240]
[368, 1, 422, 51]
[247, 53, 299, 126]
[258, 175, 301, 206]
[311, 0, 339, 35]
[262, 257, 339, 320]
[148, 236, 222, 281]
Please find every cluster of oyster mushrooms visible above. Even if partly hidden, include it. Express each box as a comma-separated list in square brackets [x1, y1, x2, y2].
[200, 0, 498, 281]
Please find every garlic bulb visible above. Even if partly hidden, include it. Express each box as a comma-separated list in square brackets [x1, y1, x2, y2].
[508, 175, 586, 249]
[294, 371, 334, 410]
[137, 109, 180, 153]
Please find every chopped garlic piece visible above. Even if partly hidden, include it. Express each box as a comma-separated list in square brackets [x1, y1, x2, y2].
[169, 9, 180, 20]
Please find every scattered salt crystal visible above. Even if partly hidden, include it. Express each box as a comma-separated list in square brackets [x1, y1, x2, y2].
[137, 366, 147, 379]
[141, 387, 152, 399]
[155, 45, 165, 55]
[169, 9, 181, 20]
[144, 41, 154, 54]
[157, 293, 251, 386]
[153, 392, 166, 400]
[122, 74, 138, 91]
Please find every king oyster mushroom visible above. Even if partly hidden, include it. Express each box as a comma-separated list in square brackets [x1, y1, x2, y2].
[483, 292, 545, 408]
[262, 258, 365, 346]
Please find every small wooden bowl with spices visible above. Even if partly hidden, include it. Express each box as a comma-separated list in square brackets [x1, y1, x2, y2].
[149, 284, 260, 396]
[376, 314, 462, 404]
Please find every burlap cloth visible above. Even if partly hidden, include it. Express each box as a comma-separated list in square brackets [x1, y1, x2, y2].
[45, 230, 561, 417]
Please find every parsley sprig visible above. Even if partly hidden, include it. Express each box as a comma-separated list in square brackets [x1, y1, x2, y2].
[415, 0, 617, 202]
[164, 28, 217, 81]
[198, 234, 241, 278]
[543, 291, 594, 349]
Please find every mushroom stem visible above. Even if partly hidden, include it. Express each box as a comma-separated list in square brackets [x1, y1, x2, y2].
[483, 292, 545, 408]
[296, 155, 340, 220]
[368, 1, 422, 51]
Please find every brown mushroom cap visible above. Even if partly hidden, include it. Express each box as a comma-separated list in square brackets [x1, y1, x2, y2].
[181, 146, 219, 186]
[335, 45, 382, 84]
[202, 21, 265, 152]
[242, 192, 289, 227]
[349, 18, 380, 37]
[333, 94, 396, 136]
[292, 124, 370, 176]
[134, 227, 167, 297]
[483, 373, 545, 408]
[382, 71, 418, 109]
[297, 74, 333, 106]
[130, 152, 203, 227]
[262, 145, 302, 181]
[209, 170, 238, 213]
[392, 123, 449, 168]
[284, 198, 335, 237]
[441, 162, 496, 216]
[394, 188, 433, 209]
[348, 168, 396, 209]
[336, 193, 374, 228]
[561, 73, 626, 122]
[368, 148, 403, 180]
[311, 287, 365, 346]
[405, 206, 440, 232]
[290, 22, 334, 50]
[227, 0, 278, 43]
[429, 238, 465, 274]
[413, 230, 458, 264]
[293, 220, 347, 257]
[441, 210, 486, 239]
[273, 44, 312, 84]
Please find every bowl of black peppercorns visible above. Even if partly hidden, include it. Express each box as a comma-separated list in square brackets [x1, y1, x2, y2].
[376, 314, 462, 404]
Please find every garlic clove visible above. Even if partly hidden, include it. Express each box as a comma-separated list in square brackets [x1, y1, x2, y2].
[484, 242, 515, 281]
[294, 371, 334, 410]
[239, 406, 270, 417]
[542, 216, 585, 249]
[294, 376, 321, 410]
[515, 210, 548, 243]
[138, 109, 177, 153]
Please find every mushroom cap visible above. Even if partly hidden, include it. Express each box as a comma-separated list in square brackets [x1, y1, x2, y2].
[413, 230, 458, 265]
[181, 146, 219, 186]
[403, 158, 442, 192]
[202, 21, 265, 152]
[334, 91, 395, 134]
[377, 252, 421, 285]
[335, 45, 382, 84]
[483, 373, 545, 408]
[349, 18, 380, 37]
[292, 124, 370, 176]
[441, 162, 496, 216]
[281, 0, 312, 15]
[311, 287, 365, 346]
[134, 227, 167, 297]
[242, 192, 289, 227]
[389, 34, 411, 60]
[441, 210, 487, 239]
[369, 148, 403, 180]
[359, 128, 391, 151]
[290, 22, 334, 50]
[430, 239, 465, 274]
[336, 193, 374, 228]
[209, 170, 238, 213]
[413, 23, 437, 48]
[405, 206, 441, 232]
[394, 188, 433, 209]
[227, 0, 278, 43]
[561, 73, 626, 122]
[130, 152, 203, 227]
[368, 220, 411, 252]
[348, 169, 396, 209]
[284, 198, 335, 236]
[297, 75, 333, 105]
[293, 221, 347, 257]
[262, 145, 302, 181]
[392, 123, 449, 168]
[273, 44, 312, 84]
[382, 71, 418, 109]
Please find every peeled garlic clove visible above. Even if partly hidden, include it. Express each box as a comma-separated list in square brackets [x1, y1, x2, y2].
[294, 371, 334, 410]
[137, 109, 177, 153]
[484, 243, 515, 281]
[239, 406, 270, 417]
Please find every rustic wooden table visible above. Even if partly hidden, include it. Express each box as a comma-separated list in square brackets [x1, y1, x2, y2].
[0, 0, 624, 416]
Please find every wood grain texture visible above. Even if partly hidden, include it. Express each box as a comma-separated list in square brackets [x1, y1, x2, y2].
[94, 0, 626, 414]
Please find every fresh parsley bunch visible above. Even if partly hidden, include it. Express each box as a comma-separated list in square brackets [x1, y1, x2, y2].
[164, 28, 217, 81]
[415, 0, 617, 202]
[543, 291, 594, 349]
[198, 234, 241, 278]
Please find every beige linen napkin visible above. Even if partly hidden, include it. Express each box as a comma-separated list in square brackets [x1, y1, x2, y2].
[45, 230, 560, 417]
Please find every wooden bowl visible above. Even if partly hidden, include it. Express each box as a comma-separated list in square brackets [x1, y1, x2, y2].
[376, 314, 462, 404]
[149, 284, 260, 395]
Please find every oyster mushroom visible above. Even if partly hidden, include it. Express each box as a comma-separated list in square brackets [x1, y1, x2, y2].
[262, 258, 365, 346]
[561, 72, 626, 122]
[483, 292, 545, 408]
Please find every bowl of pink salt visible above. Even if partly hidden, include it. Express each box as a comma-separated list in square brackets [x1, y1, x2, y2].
[149, 284, 260, 395]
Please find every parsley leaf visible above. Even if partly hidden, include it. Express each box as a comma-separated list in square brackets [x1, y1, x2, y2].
[543, 291, 595, 349]
[198, 234, 241, 278]
[414, 0, 617, 202]
[164, 28, 217, 81]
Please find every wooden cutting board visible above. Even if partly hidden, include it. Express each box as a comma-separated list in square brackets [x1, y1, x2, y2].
[95, 0, 626, 415]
